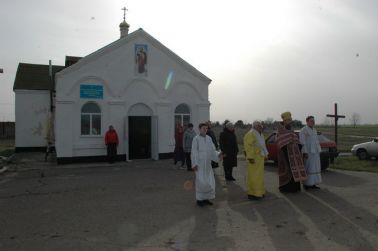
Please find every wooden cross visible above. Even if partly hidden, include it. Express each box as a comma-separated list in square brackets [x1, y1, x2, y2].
[326, 103, 345, 146]
[121, 7, 128, 22]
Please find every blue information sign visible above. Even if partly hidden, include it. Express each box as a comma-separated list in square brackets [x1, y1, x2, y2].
[80, 85, 103, 99]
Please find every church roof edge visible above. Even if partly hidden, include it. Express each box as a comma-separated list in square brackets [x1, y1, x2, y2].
[56, 28, 211, 83]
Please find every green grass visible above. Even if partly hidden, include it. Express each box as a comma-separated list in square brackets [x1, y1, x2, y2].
[317, 126, 377, 152]
[0, 138, 15, 157]
[317, 125, 378, 137]
[330, 156, 378, 173]
[0, 148, 15, 158]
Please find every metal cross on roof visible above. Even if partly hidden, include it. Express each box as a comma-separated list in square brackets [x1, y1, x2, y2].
[121, 7, 128, 22]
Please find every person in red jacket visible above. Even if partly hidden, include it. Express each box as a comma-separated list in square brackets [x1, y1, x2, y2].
[105, 125, 119, 163]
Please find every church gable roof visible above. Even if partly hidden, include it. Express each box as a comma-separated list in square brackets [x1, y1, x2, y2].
[13, 63, 65, 91]
[57, 29, 211, 83]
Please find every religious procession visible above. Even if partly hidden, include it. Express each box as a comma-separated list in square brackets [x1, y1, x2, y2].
[173, 112, 323, 207]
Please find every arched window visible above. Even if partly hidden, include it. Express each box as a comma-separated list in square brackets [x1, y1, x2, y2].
[81, 102, 101, 135]
[174, 104, 190, 127]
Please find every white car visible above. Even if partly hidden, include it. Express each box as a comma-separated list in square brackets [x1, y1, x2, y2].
[351, 138, 378, 160]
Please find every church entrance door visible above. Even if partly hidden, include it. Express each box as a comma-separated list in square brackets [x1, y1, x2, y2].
[129, 116, 151, 159]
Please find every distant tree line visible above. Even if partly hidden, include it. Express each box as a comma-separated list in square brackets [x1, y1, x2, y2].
[319, 112, 361, 127]
[209, 112, 367, 130]
[209, 118, 304, 130]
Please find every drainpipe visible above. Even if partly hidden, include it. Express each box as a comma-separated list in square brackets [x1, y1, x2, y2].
[49, 60, 53, 112]
[46, 60, 55, 147]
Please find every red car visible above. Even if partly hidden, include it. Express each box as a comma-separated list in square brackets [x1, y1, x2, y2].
[265, 130, 338, 170]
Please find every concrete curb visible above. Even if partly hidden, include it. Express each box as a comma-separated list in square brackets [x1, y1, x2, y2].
[0, 166, 8, 174]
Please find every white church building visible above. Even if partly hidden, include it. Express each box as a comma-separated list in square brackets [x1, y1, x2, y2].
[14, 19, 212, 163]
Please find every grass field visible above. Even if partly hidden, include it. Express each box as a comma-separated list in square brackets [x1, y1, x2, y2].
[0, 138, 14, 157]
[317, 126, 378, 152]
[317, 126, 378, 136]
[330, 156, 378, 173]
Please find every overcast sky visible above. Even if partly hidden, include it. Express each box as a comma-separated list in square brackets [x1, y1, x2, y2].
[1, 0, 378, 124]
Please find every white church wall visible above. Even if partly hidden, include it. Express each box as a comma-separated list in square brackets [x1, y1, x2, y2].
[197, 104, 211, 125]
[155, 102, 174, 153]
[168, 82, 210, 122]
[56, 33, 209, 102]
[15, 90, 50, 148]
[107, 101, 127, 155]
[54, 30, 211, 160]
[55, 100, 74, 157]
[56, 76, 111, 158]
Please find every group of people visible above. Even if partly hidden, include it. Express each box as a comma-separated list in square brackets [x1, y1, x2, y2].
[173, 123, 197, 171]
[105, 113, 323, 208]
[174, 122, 240, 206]
[182, 121, 239, 207]
[174, 122, 239, 179]
[276, 112, 322, 193]
[190, 111, 323, 207]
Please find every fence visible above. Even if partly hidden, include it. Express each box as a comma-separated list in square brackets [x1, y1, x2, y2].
[0, 122, 15, 139]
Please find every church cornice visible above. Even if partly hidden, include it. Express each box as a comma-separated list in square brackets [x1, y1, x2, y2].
[196, 102, 211, 107]
[56, 99, 75, 104]
[107, 100, 125, 105]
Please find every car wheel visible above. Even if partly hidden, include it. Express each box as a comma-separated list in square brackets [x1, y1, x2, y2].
[321, 158, 329, 170]
[357, 149, 368, 160]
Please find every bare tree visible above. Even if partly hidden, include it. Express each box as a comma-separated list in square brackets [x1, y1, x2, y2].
[264, 117, 274, 129]
[222, 119, 230, 127]
[350, 112, 361, 128]
[292, 119, 303, 129]
[322, 117, 332, 126]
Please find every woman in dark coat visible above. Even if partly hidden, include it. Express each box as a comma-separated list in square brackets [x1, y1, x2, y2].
[219, 122, 239, 181]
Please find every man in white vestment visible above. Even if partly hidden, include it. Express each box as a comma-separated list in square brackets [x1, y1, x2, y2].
[191, 123, 222, 207]
[299, 116, 322, 189]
